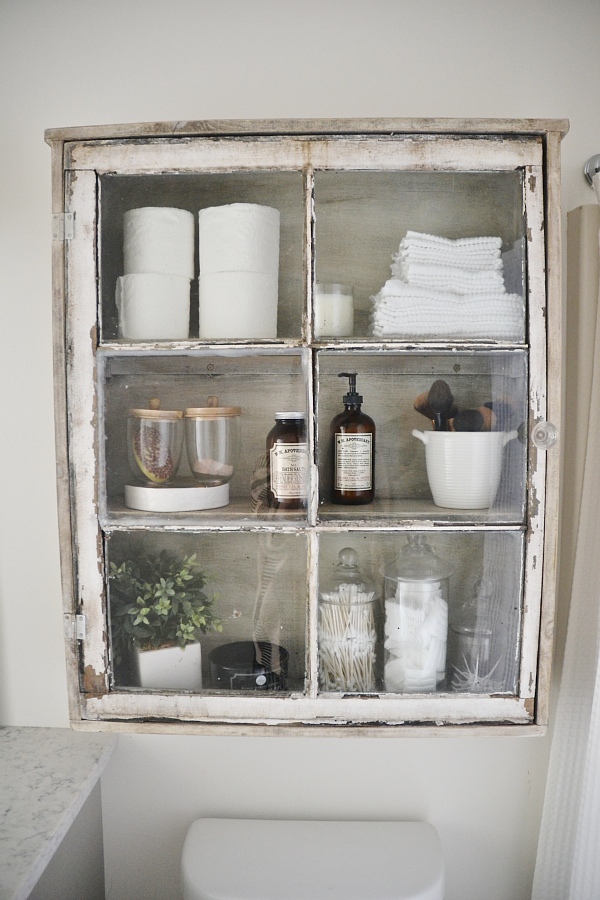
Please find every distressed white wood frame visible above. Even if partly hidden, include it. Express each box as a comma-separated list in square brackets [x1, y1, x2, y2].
[47, 120, 567, 735]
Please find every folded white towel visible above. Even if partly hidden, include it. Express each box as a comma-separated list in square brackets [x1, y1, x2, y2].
[379, 279, 514, 301]
[392, 260, 506, 294]
[371, 312, 523, 341]
[396, 244, 504, 270]
[372, 307, 522, 332]
[399, 232, 504, 273]
[370, 280, 524, 341]
[372, 289, 522, 316]
[403, 230, 503, 251]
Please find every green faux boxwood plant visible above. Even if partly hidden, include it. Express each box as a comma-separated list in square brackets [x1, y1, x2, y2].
[109, 548, 222, 667]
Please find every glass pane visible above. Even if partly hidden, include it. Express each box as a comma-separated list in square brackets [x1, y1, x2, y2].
[99, 172, 305, 342]
[99, 350, 310, 525]
[107, 530, 308, 693]
[314, 170, 525, 342]
[316, 349, 528, 524]
[317, 530, 523, 696]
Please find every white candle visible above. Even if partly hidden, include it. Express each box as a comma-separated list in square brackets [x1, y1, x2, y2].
[314, 283, 354, 338]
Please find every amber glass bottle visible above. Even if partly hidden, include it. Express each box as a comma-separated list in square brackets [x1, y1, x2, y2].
[266, 412, 308, 510]
[330, 373, 375, 505]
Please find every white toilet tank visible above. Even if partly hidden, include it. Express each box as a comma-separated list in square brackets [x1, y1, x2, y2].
[181, 818, 445, 900]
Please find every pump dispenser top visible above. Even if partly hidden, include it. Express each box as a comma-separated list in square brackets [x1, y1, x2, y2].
[340, 372, 362, 407]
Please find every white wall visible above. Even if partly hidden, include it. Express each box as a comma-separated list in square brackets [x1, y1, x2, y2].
[1, 1, 599, 898]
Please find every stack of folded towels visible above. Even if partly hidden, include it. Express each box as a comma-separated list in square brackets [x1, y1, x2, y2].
[370, 231, 524, 340]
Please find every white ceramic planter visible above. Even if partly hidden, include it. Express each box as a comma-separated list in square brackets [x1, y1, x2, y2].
[135, 641, 202, 691]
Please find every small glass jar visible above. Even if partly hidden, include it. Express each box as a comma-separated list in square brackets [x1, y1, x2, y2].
[318, 547, 379, 692]
[127, 398, 184, 485]
[383, 535, 453, 693]
[314, 283, 354, 338]
[184, 397, 241, 486]
[266, 412, 308, 510]
[448, 578, 499, 693]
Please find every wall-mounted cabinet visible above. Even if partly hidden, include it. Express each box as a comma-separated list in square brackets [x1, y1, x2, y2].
[46, 117, 567, 734]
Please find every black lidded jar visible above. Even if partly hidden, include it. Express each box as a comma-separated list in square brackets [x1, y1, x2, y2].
[330, 373, 375, 505]
[266, 412, 309, 510]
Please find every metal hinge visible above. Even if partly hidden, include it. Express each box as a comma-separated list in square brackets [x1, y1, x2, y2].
[52, 212, 74, 241]
[64, 613, 86, 641]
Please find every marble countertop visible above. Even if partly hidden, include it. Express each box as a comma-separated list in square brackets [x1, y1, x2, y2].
[0, 727, 116, 900]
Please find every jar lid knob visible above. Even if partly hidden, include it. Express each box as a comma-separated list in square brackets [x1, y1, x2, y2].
[207, 396, 219, 408]
[338, 547, 359, 569]
[149, 398, 161, 410]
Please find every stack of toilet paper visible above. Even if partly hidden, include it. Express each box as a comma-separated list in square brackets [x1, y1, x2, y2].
[116, 207, 194, 340]
[198, 203, 280, 339]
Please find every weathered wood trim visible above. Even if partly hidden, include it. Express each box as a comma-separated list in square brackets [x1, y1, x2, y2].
[82, 690, 532, 726]
[100, 339, 528, 353]
[70, 718, 548, 738]
[520, 165, 548, 701]
[535, 131, 564, 725]
[64, 170, 109, 695]
[306, 531, 319, 699]
[49, 139, 83, 723]
[45, 117, 570, 144]
[304, 166, 314, 343]
[64, 136, 543, 175]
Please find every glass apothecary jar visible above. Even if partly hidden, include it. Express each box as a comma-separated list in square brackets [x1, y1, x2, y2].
[318, 547, 379, 692]
[127, 398, 184, 485]
[184, 396, 241, 487]
[448, 577, 499, 693]
[383, 536, 453, 693]
[266, 412, 309, 511]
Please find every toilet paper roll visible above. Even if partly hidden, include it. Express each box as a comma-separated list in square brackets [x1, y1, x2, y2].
[124, 207, 195, 280]
[198, 203, 280, 274]
[116, 274, 190, 341]
[199, 272, 278, 339]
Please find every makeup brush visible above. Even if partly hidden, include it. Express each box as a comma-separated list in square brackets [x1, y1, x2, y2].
[414, 391, 458, 425]
[451, 408, 485, 432]
[484, 399, 516, 430]
[478, 406, 496, 431]
[414, 390, 435, 421]
[426, 380, 454, 431]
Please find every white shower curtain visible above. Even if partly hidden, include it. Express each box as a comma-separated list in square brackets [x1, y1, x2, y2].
[532, 174, 600, 899]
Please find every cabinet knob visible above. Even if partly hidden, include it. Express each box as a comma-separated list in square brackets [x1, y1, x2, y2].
[531, 421, 558, 449]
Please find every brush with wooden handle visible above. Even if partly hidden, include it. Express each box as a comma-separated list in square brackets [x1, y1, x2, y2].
[449, 406, 497, 432]
[450, 408, 484, 431]
[426, 380, 454, 431]
[484, 399, 515, 430]
[414, 389, 457, 430]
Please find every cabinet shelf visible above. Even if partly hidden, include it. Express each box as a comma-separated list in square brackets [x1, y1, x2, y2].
[317, 500, 526, 527]
[102, 499, 526, 531]
[102, 499, 308, 531]
[100, 339, 529, 351]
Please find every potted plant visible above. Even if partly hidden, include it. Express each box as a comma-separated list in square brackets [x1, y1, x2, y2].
[109, 548, 222, 691]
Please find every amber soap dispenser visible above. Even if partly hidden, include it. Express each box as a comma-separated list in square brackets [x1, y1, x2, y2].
[330, 372, 376, 504]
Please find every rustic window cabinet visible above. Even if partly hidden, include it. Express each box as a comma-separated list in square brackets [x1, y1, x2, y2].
[46, 118, 568, 734]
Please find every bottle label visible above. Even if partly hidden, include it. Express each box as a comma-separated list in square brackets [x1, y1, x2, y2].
[270, 443, 309, 499]
[335, 434, 372, 490]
